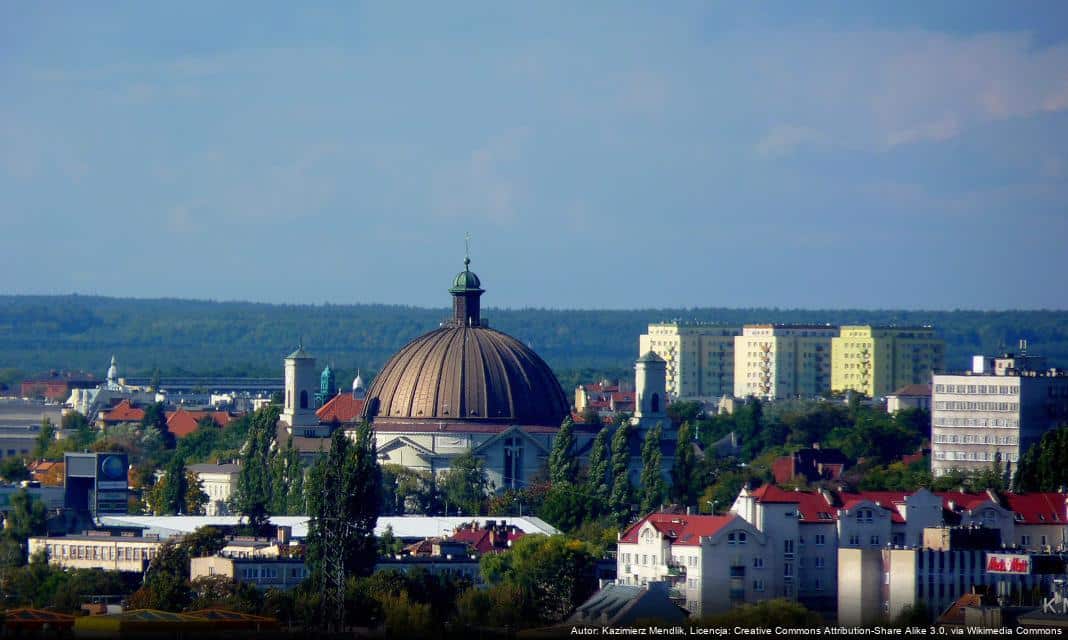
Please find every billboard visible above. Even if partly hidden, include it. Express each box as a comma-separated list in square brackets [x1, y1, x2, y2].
[986, 553, 1031, 574]
[96, 453, 128, 490]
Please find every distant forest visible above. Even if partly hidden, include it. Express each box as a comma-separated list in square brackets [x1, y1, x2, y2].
[1, 295, 1066, 392]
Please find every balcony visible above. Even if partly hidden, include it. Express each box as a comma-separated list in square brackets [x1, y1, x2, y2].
[666, 563, 685, 577]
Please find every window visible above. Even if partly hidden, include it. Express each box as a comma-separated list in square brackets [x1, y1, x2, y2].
[784, 539, 794, 555]
[858, 508, 874, 523]
[815, 577, 824, 591]
[784, 563, 793, 577]
[299, 390, 308, 409]
[728, 532, 747, 545]
[815, 534, 826, 546]
[753, 579, 766, 592]
[848, 535, 860, 546]
[753, 557, 764, 568]
[1021, 535, 1031, 547]
[815, 557, 825, 569]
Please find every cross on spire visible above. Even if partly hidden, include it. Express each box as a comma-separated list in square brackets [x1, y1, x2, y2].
[464, 232, 471, 267]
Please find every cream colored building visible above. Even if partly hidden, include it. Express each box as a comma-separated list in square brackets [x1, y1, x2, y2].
[188, 463, 239, 516]
[733, 325, 836, 400]
[190, 556, 307, 590]
[639, 322, 741, 401]
[831, 326, 944, 398]
[29, 532, 163, 572]
[931, 354, 1068, 478]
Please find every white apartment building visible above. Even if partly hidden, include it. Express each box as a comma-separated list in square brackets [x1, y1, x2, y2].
[931, 353, 1068, 478]
[734, 325, 836, 400]
[616, 512, 772, 616]
[639, 323, 741, 401]
[29, 532, 163, 572]
[188, 463, 240, 516]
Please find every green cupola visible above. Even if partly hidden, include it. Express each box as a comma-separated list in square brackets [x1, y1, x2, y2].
[449, 256, 484, 326]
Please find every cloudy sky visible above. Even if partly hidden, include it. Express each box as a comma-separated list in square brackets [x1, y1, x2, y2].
[2, 2, 1066, 309]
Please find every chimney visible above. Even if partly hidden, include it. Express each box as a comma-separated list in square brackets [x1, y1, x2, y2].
[276, 526, 291, 545]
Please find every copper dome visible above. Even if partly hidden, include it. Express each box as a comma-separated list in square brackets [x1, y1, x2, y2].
[362, 259, 569, 427]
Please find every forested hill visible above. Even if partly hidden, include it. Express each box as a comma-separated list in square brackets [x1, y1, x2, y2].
[1, 295, 1066, 390]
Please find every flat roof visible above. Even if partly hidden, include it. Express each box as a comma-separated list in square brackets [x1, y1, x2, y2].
[97, 515, 561, 540]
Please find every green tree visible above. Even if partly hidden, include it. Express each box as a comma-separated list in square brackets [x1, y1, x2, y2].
[479, 535, 599, 626]
[548, 417, 578, 486]
[608, 422, 633, 526]
[234, 405, 279, 533]
[34, 417, 56, 459]
[0, 456, 30, 483]
[439, 451, 489, 516]
[184, 470, 209, 515]
[1014, 425, 1068, 492]
[584, 427, 610, 512]
[141, 401, 174, 449]
[157, 455, 188, 515]
[639, 424, 666, 514]
[671, 421, 698, 506]
[0, 489, 47, 567]
[306, 422, 381, 630]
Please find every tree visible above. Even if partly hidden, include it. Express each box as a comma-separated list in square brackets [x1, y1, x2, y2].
[184, 470, 209, 515]
[156, 455, 188, 515]
[149, 368, 161, 392]
[234, 405, 279, 533]
[639, 424, 666, 514]
[1014, 426, 1068, 492]
[479, 535, 599, 626]
[671, 421, 698, 506]
[0, 456, 30, 483]
[439, 451, 489, 516]
[609, 422, 633, 526]
[141, 402, 175, 449]
[580, 404, 601, 427]
[584, 427, 610, 512]
[34, 417, 56, 459]
[0, 489, 47, 567]
[306, 423, 381, 630]
[548, 417, 578, 486]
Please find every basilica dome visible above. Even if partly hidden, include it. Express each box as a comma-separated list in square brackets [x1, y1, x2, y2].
[363, 259, 569, 427]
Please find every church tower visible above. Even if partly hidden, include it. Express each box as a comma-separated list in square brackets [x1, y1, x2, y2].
[282, 343, 319, 433]
[633, 351, 668, 433]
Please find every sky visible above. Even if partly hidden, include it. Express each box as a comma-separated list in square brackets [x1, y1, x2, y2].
[2, 2, 1067, 310]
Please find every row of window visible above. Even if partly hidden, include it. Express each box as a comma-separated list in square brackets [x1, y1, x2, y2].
[935, 384, 1019, 395]
[934, 401, 1019, 412]
[238, 566, 306, 580]
[934, 417, 1019, 428]
[934, 451, 1019, 462]
[46, 544, 157, 562]
[932, 433, 1017, 445]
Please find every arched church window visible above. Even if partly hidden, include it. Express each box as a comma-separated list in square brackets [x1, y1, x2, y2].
[300, 390, 308, 409]
[651, 393, 660, 413]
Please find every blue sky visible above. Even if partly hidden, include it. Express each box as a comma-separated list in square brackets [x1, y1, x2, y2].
[2, 2, 1066, 309]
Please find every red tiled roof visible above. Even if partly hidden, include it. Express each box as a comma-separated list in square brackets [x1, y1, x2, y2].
[165, 408, 233, 438]
[840, 491, 910, 524]
[938, 491, 996, 511]
[101, 399, 145, 423]
[316, 393, 366, 424]
[751, 485, 839, 523]
[449, 526, 525, 554]
[619, 513, 737, 546]
[1001, 492, 1067, 525]
[889, 383, 931, 397]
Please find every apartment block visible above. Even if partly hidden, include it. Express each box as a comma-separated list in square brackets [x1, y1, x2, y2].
[733, 325, 836, 400]
[831, 326, 944, 398]
[639, 322, 741, 401]
[29, 532, 163, 572]
[931, 352, 1068, 478]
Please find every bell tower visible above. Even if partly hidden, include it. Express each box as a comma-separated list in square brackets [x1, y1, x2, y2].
[633, 351, 668, 432]
[282, 342, 320, 432]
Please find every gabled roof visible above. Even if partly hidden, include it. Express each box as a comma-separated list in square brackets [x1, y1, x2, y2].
[165, 408, 233, 438]
[619, 513, 737, 546]
[316, 392, 366, 424]
[101, 399, 145, 423]
[840, 491, 910, 524]
[939, 491, 999, 512]
[1001, 493, 1067, 525]
[750, 485, 839, 523]
[889, 383, 932, 397]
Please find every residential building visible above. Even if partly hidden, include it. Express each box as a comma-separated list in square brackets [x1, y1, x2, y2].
[565, 582, 688, 628]
[29, 532, 163, 572]
[770, 447, 849, 485]
[639, 322, 741, 401]
[187, 463, 240, 516]
[734, 325, 836, 400]
[615, 512, 771, 616]
[190, 556, 307, 590]
[0, 425, 37, 460]
[574, 380, 635, 417]
[887, 384, 932, 413]
[831, 326, 944, 398]
[20, 371, 97, 402]
[931, 352, 1068, 478]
